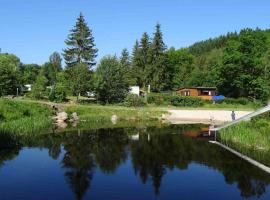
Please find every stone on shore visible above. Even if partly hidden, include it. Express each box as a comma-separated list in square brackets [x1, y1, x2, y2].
[71, 112, 80, 121]
[111, 115, 118, 124]
[55, 112, 68, 123]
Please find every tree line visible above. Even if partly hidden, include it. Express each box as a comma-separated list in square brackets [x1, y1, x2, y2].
[1, 13, 270, 103]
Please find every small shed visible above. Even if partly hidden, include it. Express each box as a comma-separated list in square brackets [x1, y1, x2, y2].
[178, 87, 217, 100]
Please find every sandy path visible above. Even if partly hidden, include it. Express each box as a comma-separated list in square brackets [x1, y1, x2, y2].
[164, 110, 252, 124]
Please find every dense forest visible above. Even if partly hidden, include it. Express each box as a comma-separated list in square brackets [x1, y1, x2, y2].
[1, 13, 270, 103]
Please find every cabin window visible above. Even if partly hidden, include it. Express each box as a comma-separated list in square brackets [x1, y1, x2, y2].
[184, 90, 190, 96]
[201, 90, 211, 96]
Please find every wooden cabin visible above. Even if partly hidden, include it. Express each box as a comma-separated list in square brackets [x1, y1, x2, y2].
[178, 87, 217, 100]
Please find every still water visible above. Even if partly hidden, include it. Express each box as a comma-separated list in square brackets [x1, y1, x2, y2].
[0, 124, 270, 200]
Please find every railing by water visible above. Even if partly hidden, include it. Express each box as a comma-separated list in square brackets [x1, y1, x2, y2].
[210, 105, 270, 132]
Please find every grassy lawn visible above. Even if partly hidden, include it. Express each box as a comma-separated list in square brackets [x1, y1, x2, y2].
[65, 104, 166, 123]
[219, 112, 270, 166]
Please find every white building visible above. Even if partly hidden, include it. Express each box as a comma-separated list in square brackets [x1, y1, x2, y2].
[129, 86, 140, 96]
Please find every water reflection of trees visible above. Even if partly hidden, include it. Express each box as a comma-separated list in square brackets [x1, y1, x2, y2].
[61, 132, 96, 200]
[131, 126, 270, 198]
[0, 133, 21, 168]
[0, 124, 270, 199]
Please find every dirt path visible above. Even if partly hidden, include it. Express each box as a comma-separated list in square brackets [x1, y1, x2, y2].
[164, 109, 252, 124]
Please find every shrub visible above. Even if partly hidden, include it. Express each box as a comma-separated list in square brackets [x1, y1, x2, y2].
[124, 94, 146, 107]
[170, 96, 204, 107]
[217, 97, 250, 105]
[147, 93, 174, 105]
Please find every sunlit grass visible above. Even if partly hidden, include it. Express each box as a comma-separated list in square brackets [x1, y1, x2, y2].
[0, 99, 53, 135]
[219, 115, 270, 166]
[65, 104, 165, 123]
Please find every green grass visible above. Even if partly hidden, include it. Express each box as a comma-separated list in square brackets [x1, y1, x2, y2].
[0, 99, 53, 135]
[219, 115, 270, 166]
[65, 104, 165, 123]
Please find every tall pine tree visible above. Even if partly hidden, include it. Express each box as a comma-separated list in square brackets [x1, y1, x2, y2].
[145, 23, 168, 92]
[131, 40, 143, 87]
[63, 13, 98, 68]
[139, 32, 151, 88]
[120, 48, 136, 86]
[63, 13, 98, 101]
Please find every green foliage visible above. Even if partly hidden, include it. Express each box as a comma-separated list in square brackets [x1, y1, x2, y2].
[54, 72, 69, 102]
[31, 73, 48, 99]
[147, 93, 208, 107]
[0, 54, 20, 96]
[217, 28, 268, 100]
[170, 96, 204, 107]
[95, 56, 129, 104]
[147, 93, 174, 105]
[166, 48, 195, 89]
[65, 63, 92, 101]
[188, 32, 237, 56]
[0, 99, 52, 135]
[145, 24, 168, 92]
[131, 40, 143, 87]
[63, 12, 98, 68]
[49, 52, 62, 71]
[124, 94, 146, 107]
[120, 48, 136, 86]
[19, 64, 41, 85]
[62, 13, 97, 101]
[218, 97, 250, 105]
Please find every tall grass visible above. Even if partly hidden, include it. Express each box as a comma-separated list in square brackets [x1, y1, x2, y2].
[0, 99, 53, 135]
[219, 116, 270, 166]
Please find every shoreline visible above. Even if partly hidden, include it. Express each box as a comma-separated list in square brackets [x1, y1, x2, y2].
[164, 109, 252, 124]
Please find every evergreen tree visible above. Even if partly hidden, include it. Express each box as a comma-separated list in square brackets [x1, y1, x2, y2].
[131, 40, 143, 87]
[166, 48, 195, 90]
[63, 13, 98, 68]
[120, 48, 136, 86]
[63, 13, 97, 101]
[145, 23, 168, 92]
[139, 32, 151, 86]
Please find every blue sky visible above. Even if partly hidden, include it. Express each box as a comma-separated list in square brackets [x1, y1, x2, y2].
[0, 0, 270, 65]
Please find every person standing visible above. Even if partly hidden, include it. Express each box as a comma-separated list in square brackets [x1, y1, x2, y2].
[231, 111, 236, 121]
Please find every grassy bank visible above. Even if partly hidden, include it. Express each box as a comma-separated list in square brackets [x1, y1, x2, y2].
[0, 99, 53, 135]
[0, 99, 166, 135]
[65, 104, 165, 124]
[219, 112, 270, 166]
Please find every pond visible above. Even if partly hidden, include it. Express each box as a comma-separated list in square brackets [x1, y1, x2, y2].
[0, 124, 270, 200]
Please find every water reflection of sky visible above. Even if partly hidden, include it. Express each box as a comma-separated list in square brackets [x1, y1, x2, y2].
[0, 125, 270, 200]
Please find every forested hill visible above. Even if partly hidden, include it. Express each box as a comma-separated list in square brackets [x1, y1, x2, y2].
[188, 32, 238, 56]
[168, 28, 270, 100]
[188, 29, 270, 56]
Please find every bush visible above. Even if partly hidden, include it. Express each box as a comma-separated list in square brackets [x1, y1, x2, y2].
[124, 94, 146, 107]
[147, 93, 175, 105]
[170, 96, 204, 107]
[48, 85, 67, 103]
[217, 97, 249, 105]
